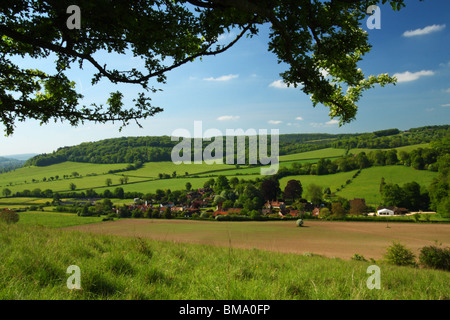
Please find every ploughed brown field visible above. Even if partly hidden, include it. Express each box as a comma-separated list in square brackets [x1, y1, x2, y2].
[65, 219, 450, 260]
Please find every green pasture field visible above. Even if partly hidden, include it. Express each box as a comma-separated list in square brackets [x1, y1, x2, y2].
[348, 143, 430, 155]
[0, 144, 439, 199]
[278, 148, 346, 161]
[126, 161, 240, 178]
[0, 222, 448, 300]
[196, 159, 323, 177]
[17, 211, 104, 228]
[279, 170, 359, 195]
[0, 197, 51, 204]
[0, 162, 127, 186]
[335, 165, 438, 205]
[1, 173, 151, 194]
[95, 176, 214, 194]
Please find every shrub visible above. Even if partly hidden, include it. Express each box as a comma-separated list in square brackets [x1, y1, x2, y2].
[296, 219, 304, 227]
[117, 205, 131, 218]
[318, 207, 331, 219]
[384, 242, 416, 267]
[215, 215, 252, 221]
[250, 210, 263, 221]
[200, 212, 211, 219]
[131, 209, 143, 218]
[151, 209, 160, 219]
[0, 209, 20, 224]
[352, 253, 368, 262]
[162, 208, 172, 219]
[419, 244, 450, 271]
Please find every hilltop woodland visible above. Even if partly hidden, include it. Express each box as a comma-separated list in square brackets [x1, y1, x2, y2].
[3, 125, 449, 219]
[24, 125, 449, 166]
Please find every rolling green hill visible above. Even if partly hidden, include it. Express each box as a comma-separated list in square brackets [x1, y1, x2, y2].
[334, 165, 438, 205]
[23, 125, 449, 168]
[0, 145, 439, 205]
[1, 124, 447, 205]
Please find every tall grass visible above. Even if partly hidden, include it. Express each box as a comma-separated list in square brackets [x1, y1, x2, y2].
[0, 223, 448, 300]
[17, 212, 104, 228]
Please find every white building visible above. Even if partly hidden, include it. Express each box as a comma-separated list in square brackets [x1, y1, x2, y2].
[377, 208, 394, 216]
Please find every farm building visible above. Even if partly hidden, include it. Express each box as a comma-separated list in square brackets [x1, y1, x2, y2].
[376, 206, 409, 216]
[377, 208, 394, 216]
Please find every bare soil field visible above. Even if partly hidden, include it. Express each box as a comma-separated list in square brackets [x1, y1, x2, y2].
[65, 219, 450, 260]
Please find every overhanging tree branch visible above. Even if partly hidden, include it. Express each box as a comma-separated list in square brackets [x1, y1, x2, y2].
[0, 0, 409, 135]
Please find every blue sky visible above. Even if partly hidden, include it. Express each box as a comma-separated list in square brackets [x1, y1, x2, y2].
[1, 0, 449, 156]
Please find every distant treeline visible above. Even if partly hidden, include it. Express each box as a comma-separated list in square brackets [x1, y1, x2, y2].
[0, 157, 25, 173]
[332, 125, 449, 149]
[25, 134, 347, 167]
[24, 125, 449, 167]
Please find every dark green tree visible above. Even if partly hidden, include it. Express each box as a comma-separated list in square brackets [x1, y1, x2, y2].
[381, 183, 405, 207]
[114, 187, 125, 199]
[2, 188, 11, 198]
[261, 178, 280, 201]
[284, 180, 303, 202]
[214, 176, 230, 194]
[306, 183, 323, 205]
[385, 149, 398, 165]
[356, 152, 370, 169]
[331, 202, 346, 218]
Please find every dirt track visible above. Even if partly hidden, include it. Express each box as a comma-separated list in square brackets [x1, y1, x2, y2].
[65, 219, 450, 260]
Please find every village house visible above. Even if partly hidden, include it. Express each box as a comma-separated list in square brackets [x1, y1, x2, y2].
[264, 200, 286, 210]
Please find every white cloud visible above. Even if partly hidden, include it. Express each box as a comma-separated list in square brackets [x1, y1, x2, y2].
[325, 119, 339, 125]
[269, 79, 289, 89]
[204, 74, 239, 82]
[295, 116, 303, 120]
[217, 115, 240, 121]
[403, 24, 446, 37]
[268, 120, 282, 125]
[441, 104, 450, 107]
[393, 70, 435, 83]
[218, 32, 236, 42]
[446, 88, 450, 93]
[310, 119, 339, 128]
[269, 79, 302, 89]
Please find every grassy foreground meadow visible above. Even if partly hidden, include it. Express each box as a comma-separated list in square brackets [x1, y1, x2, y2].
[0, 222, 449, 300]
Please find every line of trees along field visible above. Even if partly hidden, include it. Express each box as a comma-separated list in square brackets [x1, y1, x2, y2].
[331, 125, 449, 149]
[23, 125, 449, 167]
